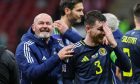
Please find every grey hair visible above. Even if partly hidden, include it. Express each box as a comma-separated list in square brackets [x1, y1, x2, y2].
[103, 13, 120, 32]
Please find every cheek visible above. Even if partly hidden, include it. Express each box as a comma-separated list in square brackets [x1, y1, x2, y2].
[74, 13, 80, 18]
[48, 25, 53, 31]
[71, 11, 78, 17]
[32, 27, 38, 32]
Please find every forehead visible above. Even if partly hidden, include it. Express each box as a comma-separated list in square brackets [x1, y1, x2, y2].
[73, 2, 83, 10]
[92, 20, 103, 28]
[34, 14, 53, 23]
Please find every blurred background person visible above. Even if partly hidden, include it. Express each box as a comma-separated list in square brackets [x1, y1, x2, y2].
[0, 33, 19, 84]
[121, 3, 140, 84]
[53, 0, 84, 45]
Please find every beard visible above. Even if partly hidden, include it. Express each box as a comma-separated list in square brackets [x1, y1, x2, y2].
[76, 18, 81, 23]
[93, 35, 104, 45]
[68, 14, 82, 24]
[37, 32, 51, 39]
[69, 18, 81, 25]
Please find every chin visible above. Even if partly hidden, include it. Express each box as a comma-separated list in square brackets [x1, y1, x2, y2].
[98, 39, 103, 44]
[76, 19, 81, 23]
[38, 33, 50, 39]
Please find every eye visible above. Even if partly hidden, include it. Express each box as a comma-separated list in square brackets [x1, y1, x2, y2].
[46, 22, 51, 25]
[38, 21, 44, 25]
[77, 9, 82, 12]
[98, 27, 103, 31]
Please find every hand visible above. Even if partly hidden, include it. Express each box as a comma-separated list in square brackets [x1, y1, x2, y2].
[53, 20, 69, 34]
[102, 36, 109, 45]
[103, 23, 117, 48]
[58, 45, 74, 60]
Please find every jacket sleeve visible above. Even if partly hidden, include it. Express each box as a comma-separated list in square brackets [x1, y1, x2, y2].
[113, 46, 131, 72]
[16, 43, 61, 80]
[62, 58, 75, 84]
[63, 28, 83, 43]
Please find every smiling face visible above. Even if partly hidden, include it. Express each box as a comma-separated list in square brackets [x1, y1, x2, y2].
[86, 20, 105, 44]
[32, 13, 53, 39]
[84, 10, 106, 44]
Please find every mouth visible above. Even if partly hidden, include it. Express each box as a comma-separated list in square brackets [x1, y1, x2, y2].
[40, 29, 49, 32]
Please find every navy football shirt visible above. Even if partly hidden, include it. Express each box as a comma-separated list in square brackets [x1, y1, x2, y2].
[121, 29, 140, 83]
[62, 40, 130, 84]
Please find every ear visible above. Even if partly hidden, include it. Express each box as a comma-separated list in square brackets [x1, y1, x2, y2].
[32, 24, 35, 32]
[85, 25, 91, 33]
[64, 7, 71, 15]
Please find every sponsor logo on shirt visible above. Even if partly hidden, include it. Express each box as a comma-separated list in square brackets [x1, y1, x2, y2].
[91, 53, 98, 59]
[42, 56, 47, 61]
[81, 56, 89, 62]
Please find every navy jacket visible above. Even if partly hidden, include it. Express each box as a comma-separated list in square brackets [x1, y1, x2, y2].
[16, 28, 63, 84]
[16, 27, 82, 84]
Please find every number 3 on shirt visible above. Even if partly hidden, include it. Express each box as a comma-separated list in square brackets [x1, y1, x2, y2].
[123, 48, 133, 77]
[94, 60, 103, 74]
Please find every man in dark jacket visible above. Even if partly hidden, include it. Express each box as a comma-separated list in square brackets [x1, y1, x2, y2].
[0, 45, 19, 84]
[15, 13, 79, 84]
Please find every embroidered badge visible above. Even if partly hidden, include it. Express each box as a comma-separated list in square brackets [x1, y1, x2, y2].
[99, 48, 107, 56]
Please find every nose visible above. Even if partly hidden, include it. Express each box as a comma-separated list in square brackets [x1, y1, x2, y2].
[42, 24, 49, 30]
[101, 32, 105, 36]
[81, 11, 84, 16]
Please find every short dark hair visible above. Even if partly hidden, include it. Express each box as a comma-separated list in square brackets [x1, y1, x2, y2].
[59, 0, 82, 16]
[133, 3, 140, 17]
[84, 10, 106, 26]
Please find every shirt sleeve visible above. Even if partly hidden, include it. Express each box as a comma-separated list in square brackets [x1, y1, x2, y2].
[112, 46, 131, 72]
[110, 51, 117, 63]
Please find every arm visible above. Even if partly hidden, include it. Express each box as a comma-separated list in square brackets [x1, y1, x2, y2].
[16, 43, 74, 80]
[103, 23, 131, 72]
[112, 46, 131, 72]
[16, 51, 61, 80]
[16, 43, 61, 80]
[63, 28, 83, 43]
[53, 20, 83, 43]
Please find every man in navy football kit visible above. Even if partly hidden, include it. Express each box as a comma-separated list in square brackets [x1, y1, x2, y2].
[121, 3, 140, 84]
[62, 10, 131, 84]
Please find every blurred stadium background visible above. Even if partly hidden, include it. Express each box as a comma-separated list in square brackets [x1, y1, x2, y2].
[0, 0, 139, 52]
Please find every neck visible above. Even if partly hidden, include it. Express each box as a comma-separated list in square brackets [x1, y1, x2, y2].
[84, 36, 99, 47]
[61, 15, 71, 27]
[135, 23, 140, 30]
[134, 17, 140, 30]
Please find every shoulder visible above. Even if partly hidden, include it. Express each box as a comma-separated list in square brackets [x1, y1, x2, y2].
[16, 40, 36, 57]
[125, 30, 134, 35]
[1, 49, 16, 64]
[73, 41, 83, 49]
[72, 41, 85, 55]
[17, 40, 35, 50]
[50, 35, 64, 48]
